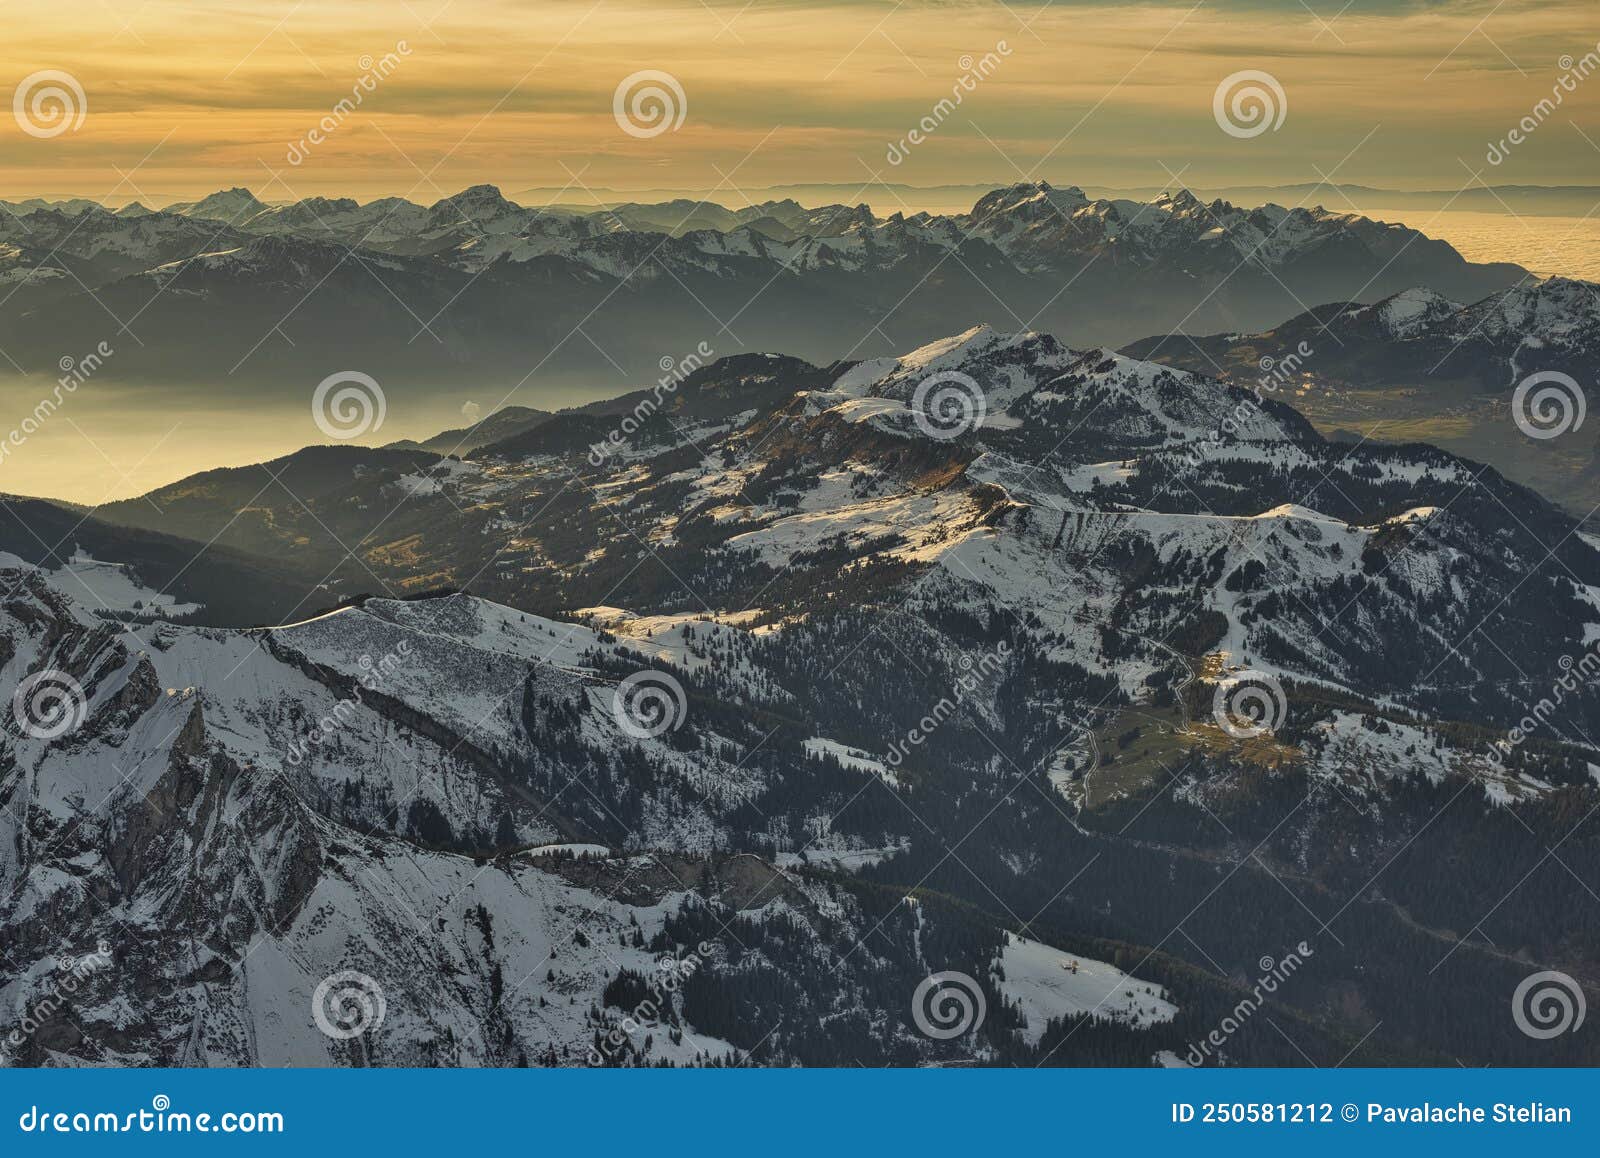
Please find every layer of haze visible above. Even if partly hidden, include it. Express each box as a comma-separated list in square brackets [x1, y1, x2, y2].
[3, 0, 1598, 506]
[4, 198, 1597, 507]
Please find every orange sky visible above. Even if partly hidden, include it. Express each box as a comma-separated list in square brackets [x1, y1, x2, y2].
[3, 0, 1598, 205]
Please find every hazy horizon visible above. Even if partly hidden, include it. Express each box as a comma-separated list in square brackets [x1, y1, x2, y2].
[3, 194, 1596, 508]
[5, 0, 1598, 506]
[11, 177, 1600, 211]
[4, 1, 1598, 202]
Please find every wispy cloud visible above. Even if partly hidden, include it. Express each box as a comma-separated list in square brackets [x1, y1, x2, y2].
[1, 0, 1594, 199]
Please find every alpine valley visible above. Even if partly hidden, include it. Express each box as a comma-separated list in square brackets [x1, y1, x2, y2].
[3, 318, 1599, 1067]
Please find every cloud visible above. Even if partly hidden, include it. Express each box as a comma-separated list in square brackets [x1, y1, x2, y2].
[0, 0, 1594, 195]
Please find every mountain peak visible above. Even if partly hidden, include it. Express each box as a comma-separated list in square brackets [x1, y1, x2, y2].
[1529, 275, 1599, 304]
[1369, 285, 1463, 337]
[293, 195, 361, 213]
[439, 183, 515, 207]
[175, 187, 267, 223]
[967, 181, 1089, 222]
[1463, 274, 1600, 338]
[899, 323, 1002, 369]
[427, 184, 526, 230]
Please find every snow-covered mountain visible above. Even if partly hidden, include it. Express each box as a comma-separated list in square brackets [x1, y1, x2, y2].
[1128, 278, 1600, 389]
[1121, 277, 1600, 510]
[0, 555, 1195, 1067]
[0, 183, 1527, 389]
[164, 187, 271, 226]
[6, 327, 1598, 1067]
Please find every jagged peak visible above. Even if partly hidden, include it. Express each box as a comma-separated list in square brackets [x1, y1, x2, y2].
[434, 183, 517, 208]
[1523, 274, 1600, 303]
[176, 187, 267, 220]
[1155, 188, 1203, 210]
[289, 195, 362, 213]
[967, 181, 1090, 220]
[1363, 285, 1465, 337]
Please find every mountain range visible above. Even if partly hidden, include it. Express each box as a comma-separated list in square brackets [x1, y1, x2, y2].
[517, 182, 1600, 219]
[0, 182, 1527, 394]
[3, 324, 1597, 1066]
[1124, 278, 1600, 511]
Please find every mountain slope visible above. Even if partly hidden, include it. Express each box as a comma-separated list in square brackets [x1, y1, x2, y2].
[6, 327, 1599, 1067]
[0, 494, 316, 625]
[1121, 277, 1600, 510]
